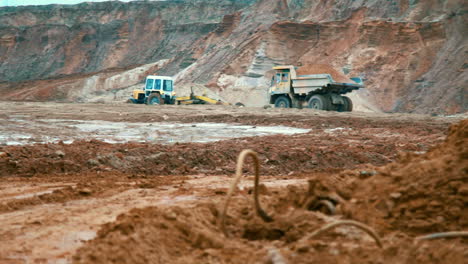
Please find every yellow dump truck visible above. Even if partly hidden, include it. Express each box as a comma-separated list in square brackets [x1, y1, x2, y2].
[269, 65, 363, 111]
[128, 75, 228, 105]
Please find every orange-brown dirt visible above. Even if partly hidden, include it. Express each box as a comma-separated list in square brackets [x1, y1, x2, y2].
[296, 64, 353, 83]
[349, 119, 468, 235]
[0, 102, 466, 263]
[72, 120, 467, 264]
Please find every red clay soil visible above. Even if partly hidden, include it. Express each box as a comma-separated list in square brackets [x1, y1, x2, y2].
[0, 107, 451, 178]
[73, 173, 467, 264]
[0, 171, 176, 214]
[0, 129, 429, 178]
[72, 120, 467, 264]
[73, 204, 467, 263]
[349, 119, 468, 235]
[296, 64, 353, 83]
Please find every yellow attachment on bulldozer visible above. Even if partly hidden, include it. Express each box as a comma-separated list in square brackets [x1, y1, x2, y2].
[175, 86, 230, 105]
[175, 95, 228, 105]
[132, 90, 145, 100]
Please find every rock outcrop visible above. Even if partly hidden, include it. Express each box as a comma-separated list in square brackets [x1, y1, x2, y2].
[0, 0, 466, 114]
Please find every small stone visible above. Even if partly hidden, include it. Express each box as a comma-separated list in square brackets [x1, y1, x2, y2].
[87, 159, 100, 166]
[329, 248, 340, 256]
[296, 244, 309, 253]
[164, 212, 177, 221]
[457, 185, 468, 195]
[360, 170, 377, 177]
[79, 188, 92, 195]
[429, 200, 442, 207]
[0, 152, 7, 158]
[449, 206, 461, 215]
[55, 150, 65, 158]
[390, 192, 402, 199]
[256, 184, 269, 195]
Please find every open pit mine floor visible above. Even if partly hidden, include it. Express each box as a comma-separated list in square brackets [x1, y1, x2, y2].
[0, 102, 466, 264]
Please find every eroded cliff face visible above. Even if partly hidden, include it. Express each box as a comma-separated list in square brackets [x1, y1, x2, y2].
[176, 0, 466, 113]
[0, 0, 255, 82]
[0, 0, 466, 114]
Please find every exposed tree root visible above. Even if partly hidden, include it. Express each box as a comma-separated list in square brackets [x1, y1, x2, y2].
[302, 220, 383, 248]
[416, 231, 468, 241]
[219, 149, 273, 236]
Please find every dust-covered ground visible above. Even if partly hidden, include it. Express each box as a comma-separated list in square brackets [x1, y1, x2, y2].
[0, 102, 466, 264]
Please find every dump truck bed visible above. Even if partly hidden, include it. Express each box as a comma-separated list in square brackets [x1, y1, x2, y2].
[292, 74, 363, 95]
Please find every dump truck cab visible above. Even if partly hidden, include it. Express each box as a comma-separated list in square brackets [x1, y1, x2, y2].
[268, 65, 363, 111]
[129, 75, 176, 105]
[269, 66, 294, 107]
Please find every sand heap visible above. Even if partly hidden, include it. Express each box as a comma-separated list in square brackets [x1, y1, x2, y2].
[296, 64, 354, 83]
[351, 119, 468, 234]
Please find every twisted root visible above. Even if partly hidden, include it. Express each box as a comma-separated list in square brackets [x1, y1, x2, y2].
[302, 197, 336, 215]
[303, 220, 383, 248]
[219, 149, 273, 236]
[315, 200, 336, 215]
[416, 231, 468, 241]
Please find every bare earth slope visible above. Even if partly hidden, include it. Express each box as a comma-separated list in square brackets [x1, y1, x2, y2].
[0, 0, 466, 114]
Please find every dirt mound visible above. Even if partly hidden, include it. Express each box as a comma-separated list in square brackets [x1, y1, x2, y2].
[73, 184, 374, 264]
[72, 186, 314, 263]
[73, 180, 467, 264]
[296, 64, 353, 83]
[350, 119, 468, 234]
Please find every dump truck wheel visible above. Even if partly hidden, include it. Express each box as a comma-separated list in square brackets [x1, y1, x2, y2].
[308, 95, 331, 110]
[146, 94, 164, 105]
[343, 96, 353, 112]
[336, 96, 353, 112]
[274, 96, 290, 108]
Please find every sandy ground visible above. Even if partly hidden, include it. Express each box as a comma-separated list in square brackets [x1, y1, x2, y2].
[0, 102, 466, 263]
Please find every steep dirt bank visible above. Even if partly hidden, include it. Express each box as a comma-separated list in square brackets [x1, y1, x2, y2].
[350, 119, 468, 234]
[0, 0, 254, 82]
[0, 0, 466, 114]
[0, 60, 168, 101]
[182, 7, 463, 114]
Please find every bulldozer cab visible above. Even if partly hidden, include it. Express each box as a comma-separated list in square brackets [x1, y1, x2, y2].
[128, 75, 176, 105]
[145, 76, 173, 93]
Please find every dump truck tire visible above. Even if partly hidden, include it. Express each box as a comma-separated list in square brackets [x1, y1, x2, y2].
[342, 96, 353, 112]
[274, 96, 291, 108]
[146, 94, 164, 105]
[308, 95, 331, 110]
[336, 96, 353, 112]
